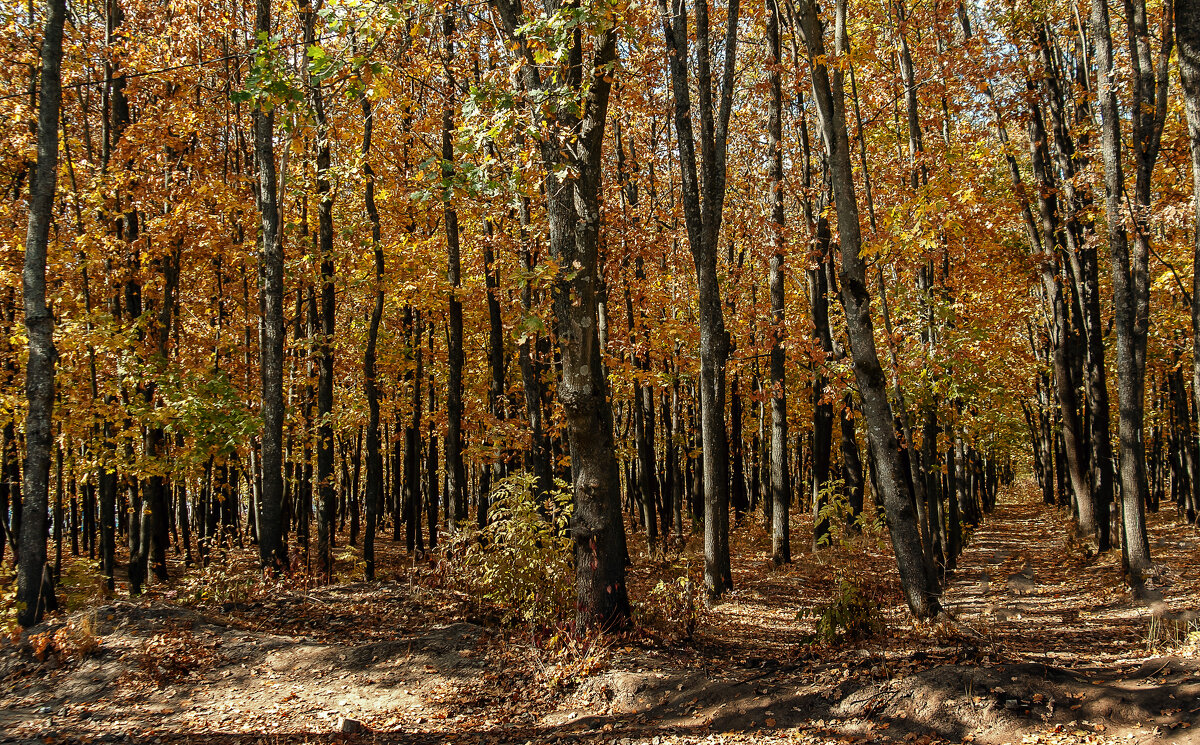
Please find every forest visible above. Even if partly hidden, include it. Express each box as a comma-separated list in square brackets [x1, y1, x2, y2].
[1, 0, 1199, 741]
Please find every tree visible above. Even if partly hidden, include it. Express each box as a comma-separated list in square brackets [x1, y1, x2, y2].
[766, 0, 789, 565]
[361, 76, 384, 582]
[1090, 0, 1163, 584]
[489, 0, 630, 630]
[794, 0, 940, 619]
[657, 0, 739, 599]
[1181, 0, 1200, 452]
[17, 0, 66, 627]
[253, 0, 287, 574]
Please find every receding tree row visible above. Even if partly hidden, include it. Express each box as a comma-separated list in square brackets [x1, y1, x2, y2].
[4, 0, 1198, 628]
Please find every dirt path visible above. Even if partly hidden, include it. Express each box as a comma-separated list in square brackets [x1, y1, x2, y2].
[2, 482, 1197, 744]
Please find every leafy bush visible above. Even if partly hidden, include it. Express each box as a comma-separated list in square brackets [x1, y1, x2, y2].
[442, 473, 574, 629]
[814, 479, 886, 552]
[532, 626, 611, 688]
[800, 576, 886, 644]
[173, 561, 260, 606]
[637, 568, 704, 642]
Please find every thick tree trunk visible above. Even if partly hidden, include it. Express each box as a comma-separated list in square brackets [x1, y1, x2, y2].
[491, 0, 630, 628]
[17, 0, 66, 627]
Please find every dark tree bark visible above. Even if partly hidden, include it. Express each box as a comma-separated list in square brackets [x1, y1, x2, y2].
[1092, 0, 1162, 582]
[516, 197, 553, 500]
[482, 219, 505, 529]
[490, 0, 630, 629]
[361, 87, 384, 581]
[807, 237, 835, 549]
[1182, 0, 1200, 456]
[1027, 95, 1096, 538]
[253, 0, 286, 573]
[300, 0, 336, 581]
[1032, 25, 1116, 552]
[425, 323, 439, 550]
[442, 10, 467, 530]
[658, 0, 739, 598]
[794, 0, 939, 618]
[138, 244, 179, 586]
[17, 0, 66, 627]
[404, 308, 424, 551]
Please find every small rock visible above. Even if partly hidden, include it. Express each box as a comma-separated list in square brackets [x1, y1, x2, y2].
[37, 705, 52, 715]
[337, 716, 367, 734]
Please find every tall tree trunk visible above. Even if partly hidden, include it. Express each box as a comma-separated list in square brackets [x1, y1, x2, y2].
[795, 0, 939, 618]
[404, 308, 424, 551]
[490, 0, 630, 628]
[301, 0, 336, 582]
[254, 0, 286, 573]
[1181, 0, 1200, 463]
[482, 219, 505, 528]
[1092, 0, 1159, 582]
[1033, 25, 1116, 552]
[1027, 95, 1096, 539]
[767, 0, 789, 564]
[17, 0, 65, 626]
[658, 0, 739, 598]
[361, 88, 384, 581]
[441, 10, 467, 530]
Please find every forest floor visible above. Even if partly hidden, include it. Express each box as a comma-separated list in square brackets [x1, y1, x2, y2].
[2, 480, 1199, 745]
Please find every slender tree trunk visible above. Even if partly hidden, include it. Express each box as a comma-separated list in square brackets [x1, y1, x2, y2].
[808, 242, 835, 548]
[1181, 0, 1200, 463]
[440, 11, 467, 531]
[425, 323, 439, 550]
[795, 0, 939, 618]
[361, 88, 384, 581]
[658, 0, 739, 599]
[1092, 0, 1157, 581]
[17, 0, 65, 626]
[482, 220, 505, 528]
[516, 198, 553, 500]
[767, 0, 789, 564]
[300, 0, 336, 582]
[253, 0, 286, 573]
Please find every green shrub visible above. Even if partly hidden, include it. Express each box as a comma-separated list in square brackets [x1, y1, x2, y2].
[814, 479, 886, 552]
[800, 576, 885, 644]
[443, 473, 574, 629]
